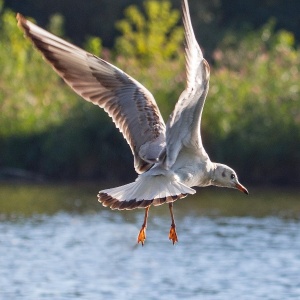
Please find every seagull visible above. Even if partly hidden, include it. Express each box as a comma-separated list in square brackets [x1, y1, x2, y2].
[17, 0, 248, 245]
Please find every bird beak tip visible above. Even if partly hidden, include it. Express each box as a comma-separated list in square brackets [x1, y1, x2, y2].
[235, 183, 249, 195]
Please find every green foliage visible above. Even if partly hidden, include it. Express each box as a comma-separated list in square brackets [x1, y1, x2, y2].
[5, 0, 300, 52]
[0, 9, 78, 137]
[114, 0, 185, 119]
[204, 20, 300, 184]
[84, 36, 102, 57]
[0, 3, 299, 184]
[47, 13, 64, 36]
[0, 8, 133, 180]
[115, 0, 183, 63]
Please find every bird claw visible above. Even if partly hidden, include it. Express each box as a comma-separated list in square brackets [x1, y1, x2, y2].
[137, 226, 146, 246]
[169, 224, 178, 245]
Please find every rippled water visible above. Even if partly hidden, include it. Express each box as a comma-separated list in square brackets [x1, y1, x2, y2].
[1, 184, 300, 299]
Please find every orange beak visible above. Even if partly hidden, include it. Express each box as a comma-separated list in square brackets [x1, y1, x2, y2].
[235, 183, 249, 195]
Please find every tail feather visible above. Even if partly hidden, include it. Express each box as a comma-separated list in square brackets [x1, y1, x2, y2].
[98, 174, 195, 210]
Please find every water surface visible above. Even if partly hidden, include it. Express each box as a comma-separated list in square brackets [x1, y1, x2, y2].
[1, 183, 300, 300]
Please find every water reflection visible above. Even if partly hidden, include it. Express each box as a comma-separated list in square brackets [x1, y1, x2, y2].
[1, 183, 300, 299]
[1, 183, 300, 219]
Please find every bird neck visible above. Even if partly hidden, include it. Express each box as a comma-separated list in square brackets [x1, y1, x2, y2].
[210, 162, 224, 187]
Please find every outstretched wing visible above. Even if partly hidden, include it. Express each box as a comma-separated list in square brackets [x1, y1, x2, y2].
[165, 0, 210, 169]
[17, 14, 166, 174]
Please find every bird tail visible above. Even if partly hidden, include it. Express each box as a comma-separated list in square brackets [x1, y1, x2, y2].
[98, 174, 196, 210]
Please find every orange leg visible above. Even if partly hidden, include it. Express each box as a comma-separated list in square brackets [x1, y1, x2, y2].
[168, 203, 178, 245]
[137, 206, 150, 246]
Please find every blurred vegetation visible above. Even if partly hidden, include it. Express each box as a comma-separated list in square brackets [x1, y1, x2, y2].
[114, 0, 185, 117]
[205, 20, 300, 185]
[0, 3, 132, 181]
[5, 0, 300, 52]
[0, 0, 299, 185]
[0, 7, 75, 137]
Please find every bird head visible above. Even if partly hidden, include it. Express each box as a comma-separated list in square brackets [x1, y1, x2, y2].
[212, 163, 248, 195]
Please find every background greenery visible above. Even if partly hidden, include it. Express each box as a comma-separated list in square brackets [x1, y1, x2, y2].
[0, 0, 299, 185]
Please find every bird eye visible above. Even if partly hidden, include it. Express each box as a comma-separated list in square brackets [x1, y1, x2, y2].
[231, 174, 235, 179]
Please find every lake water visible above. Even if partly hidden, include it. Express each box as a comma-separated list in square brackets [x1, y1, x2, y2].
[1, 183, 300, 300]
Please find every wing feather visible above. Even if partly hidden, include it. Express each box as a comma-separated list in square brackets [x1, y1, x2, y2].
[165, 0, 210, 169]
[17, 13, 166, 174]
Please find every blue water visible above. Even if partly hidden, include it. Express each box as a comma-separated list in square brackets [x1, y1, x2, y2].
[1, 211, 300, 300]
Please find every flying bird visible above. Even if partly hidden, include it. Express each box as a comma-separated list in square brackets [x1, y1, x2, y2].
[17, 0, 248, 245]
